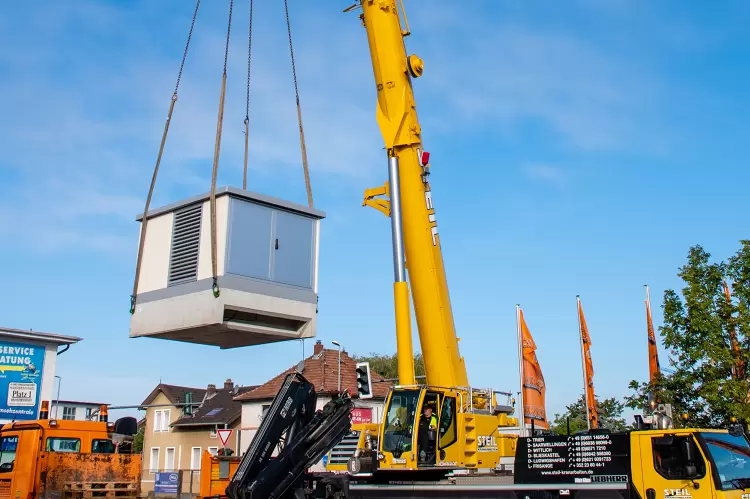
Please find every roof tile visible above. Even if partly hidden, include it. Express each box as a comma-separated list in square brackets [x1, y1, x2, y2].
[172, 384, 259, 427]
[140, 384, 207, 407]
[235, 349, 392, 401]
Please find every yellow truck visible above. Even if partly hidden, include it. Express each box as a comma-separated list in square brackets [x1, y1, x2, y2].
[323, 416, 750, 499]
[0, 402, 141, 499]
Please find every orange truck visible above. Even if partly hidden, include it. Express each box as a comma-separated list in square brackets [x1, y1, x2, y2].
[0, 401, 142, 499]
[199, 450, 239, 499]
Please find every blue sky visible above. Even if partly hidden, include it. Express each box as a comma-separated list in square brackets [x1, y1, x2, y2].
[1, 0, 748, 424]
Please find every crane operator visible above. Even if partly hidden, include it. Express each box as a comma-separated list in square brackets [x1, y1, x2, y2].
[418, 403, 438, 463]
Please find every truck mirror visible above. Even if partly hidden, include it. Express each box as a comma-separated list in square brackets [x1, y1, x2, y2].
[114, 417, 138, 436]
[681, 439, 700, 478]
[729, 423, 745, 437]
[684, 464, 697, 477]
[681, 438, 696, 462]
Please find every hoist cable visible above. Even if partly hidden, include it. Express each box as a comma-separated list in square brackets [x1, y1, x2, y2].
[243, 0, 254, 190]
[209, 0, 234, 299]
[130, 0, 201, 314]
[283, 0, 314, 208]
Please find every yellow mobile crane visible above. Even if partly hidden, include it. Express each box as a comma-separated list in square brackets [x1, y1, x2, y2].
[210, 3, 750, 498]
[336, 0, 519, 475]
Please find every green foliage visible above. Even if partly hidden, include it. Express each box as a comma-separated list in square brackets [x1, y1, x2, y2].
[352, 352, 425, 380]
[549, 394, 628, 435]
[133, 425, 144, 453]
[625, 241, 750, 428]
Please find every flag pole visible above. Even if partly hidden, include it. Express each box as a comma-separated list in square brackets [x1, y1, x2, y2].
[516, 304, 526, 436]
[577, 295, 591, 431]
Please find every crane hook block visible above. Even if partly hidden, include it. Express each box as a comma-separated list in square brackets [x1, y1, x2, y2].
[408, 54, 424, 78]
[129, 186, 326, 349]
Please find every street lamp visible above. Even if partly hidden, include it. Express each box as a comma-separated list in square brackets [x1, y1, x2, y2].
[332, 341, 342, 392]
[54, 376, 62, 419]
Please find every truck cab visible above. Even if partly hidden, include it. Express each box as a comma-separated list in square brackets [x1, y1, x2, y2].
[335, 385, 517, 474]
[0, 402, 141, 499]
[631, 426, 750, 499]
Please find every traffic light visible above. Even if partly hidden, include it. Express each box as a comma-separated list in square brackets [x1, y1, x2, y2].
[356, 362, 373, 399]
[183, 392, 193, 416]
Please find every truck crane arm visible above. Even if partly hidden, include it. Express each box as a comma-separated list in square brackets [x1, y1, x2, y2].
[358, 0, 468, 390]
[225, 373, 355, 499]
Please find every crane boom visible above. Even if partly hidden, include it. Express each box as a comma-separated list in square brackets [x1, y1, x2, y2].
[359, 0, 468, 390]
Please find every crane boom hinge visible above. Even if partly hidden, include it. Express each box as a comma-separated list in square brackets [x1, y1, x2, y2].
[362, 182, 390, 217]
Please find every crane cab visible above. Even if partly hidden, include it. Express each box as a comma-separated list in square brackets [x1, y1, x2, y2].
[370, 385, 518, 473]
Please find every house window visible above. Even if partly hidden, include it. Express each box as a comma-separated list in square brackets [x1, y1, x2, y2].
[150, 447, 160, 472]
[261, 404, 271, 419]
[153, 409, 170, 432]
[209, 427, 217, 438]
[62, 407, 76, 420]
[85, 408, 92, 420]
[165, 447, 175, 471]
[208, 447, 219, 456]
[191, 447, 202, 470]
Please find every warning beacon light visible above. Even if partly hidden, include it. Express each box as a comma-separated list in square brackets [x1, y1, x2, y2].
[420, 151, 430, 166]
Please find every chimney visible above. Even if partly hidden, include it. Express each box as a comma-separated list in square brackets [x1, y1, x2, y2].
[207, 384, 217, 398]
[224, 378, 234, 390]
[313, 340, 323, 355]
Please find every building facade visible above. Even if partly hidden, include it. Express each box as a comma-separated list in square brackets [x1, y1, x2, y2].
[50, 400, 107, 421]
[139, 379, 257, 494]
[236, 341, 392, 470]
[0, 327, 81, 424]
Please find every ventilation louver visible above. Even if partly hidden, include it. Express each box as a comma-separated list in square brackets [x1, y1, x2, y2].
[168, 204, 202, 286]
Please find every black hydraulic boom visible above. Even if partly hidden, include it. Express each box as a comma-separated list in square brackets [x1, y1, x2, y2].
[225, 372, 355, 499]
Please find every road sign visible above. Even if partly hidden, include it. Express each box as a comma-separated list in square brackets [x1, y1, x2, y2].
[217, 429, 232, 447]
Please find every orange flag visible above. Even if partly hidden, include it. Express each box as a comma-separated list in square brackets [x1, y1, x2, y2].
[645, 286, 660, 384]
[577, 297, 598, 429]
[518, 309, 548, 429]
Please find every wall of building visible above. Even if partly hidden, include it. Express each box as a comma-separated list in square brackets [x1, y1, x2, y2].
[141, 392, 180, 493]
[49, 402, 102, 421]
[0, 335, 61, 424]
[141, 392, 242, 494]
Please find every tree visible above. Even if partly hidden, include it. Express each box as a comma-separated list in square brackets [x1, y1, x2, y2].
[352, 352, 425, 380]
[133, 426, 144, 453]
[625, 242, 750, 428]
[549, 394, 628, 435]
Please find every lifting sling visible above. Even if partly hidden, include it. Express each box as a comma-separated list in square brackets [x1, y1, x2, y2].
[129, 0, 314, 312]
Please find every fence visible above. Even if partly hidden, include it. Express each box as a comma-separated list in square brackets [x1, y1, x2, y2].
[139, 469, 200, 499]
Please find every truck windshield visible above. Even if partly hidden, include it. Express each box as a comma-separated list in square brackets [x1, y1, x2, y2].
[381, 390, 420, 457]
[700, 431, 750, 490]
[0, 436, 17, 472]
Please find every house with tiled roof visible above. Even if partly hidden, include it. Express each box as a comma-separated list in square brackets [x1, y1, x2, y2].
[139, 379, 258, 494]
[234, 340, 392, 469]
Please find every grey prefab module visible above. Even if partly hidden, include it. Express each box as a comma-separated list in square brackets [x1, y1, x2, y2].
[129, 186, 325, 349]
